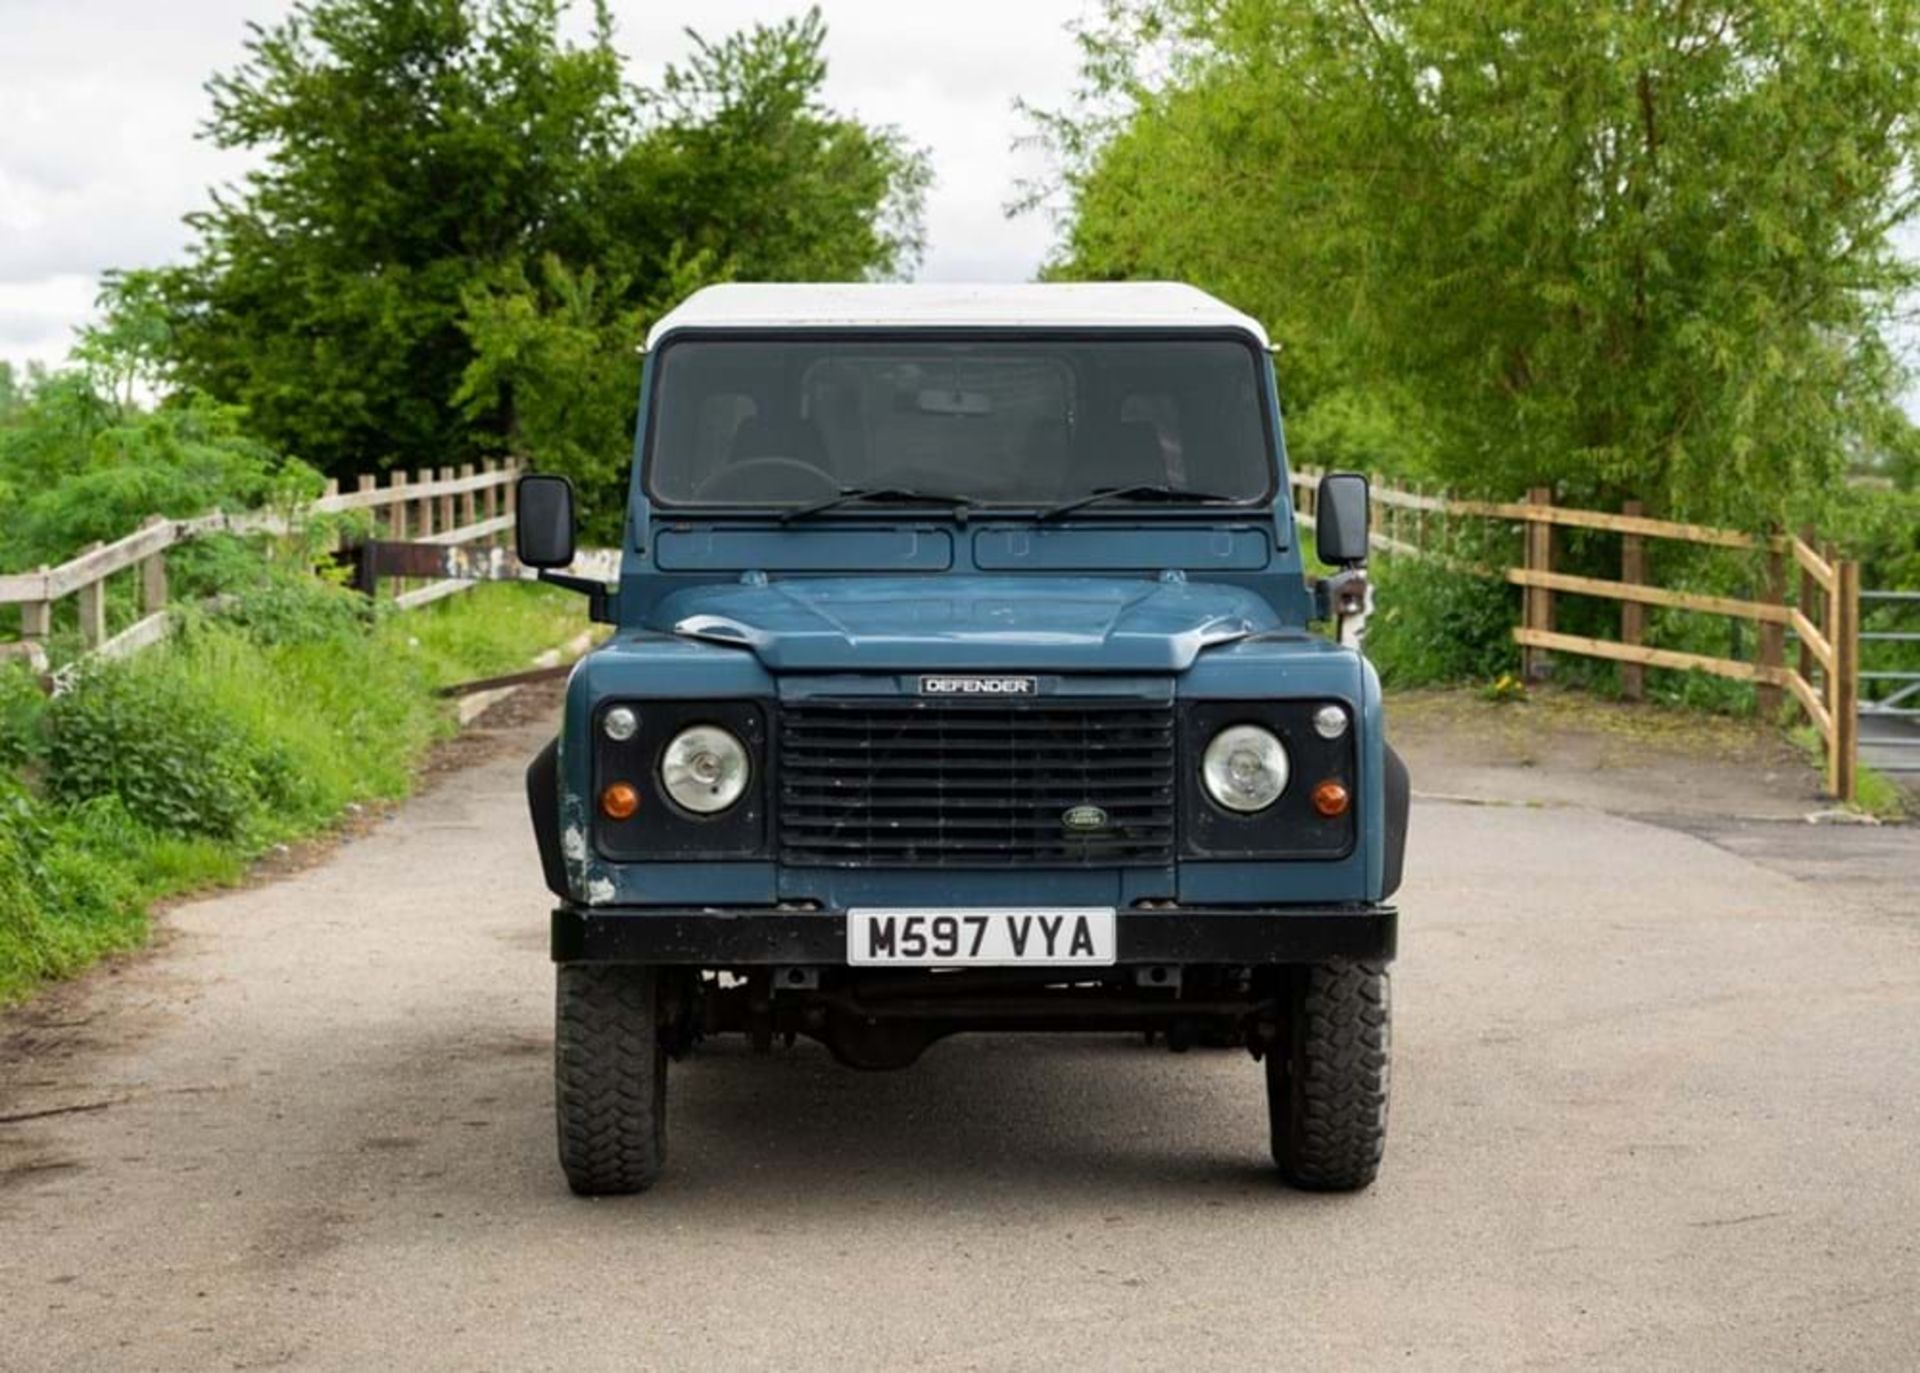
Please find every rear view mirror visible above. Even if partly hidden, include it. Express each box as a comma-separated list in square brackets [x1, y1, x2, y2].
[516, 473, 577, 569]
[1316, 472, 1371, 566]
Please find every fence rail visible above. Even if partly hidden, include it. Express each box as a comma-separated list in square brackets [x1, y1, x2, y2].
[1291, 469, 1867, 802]
[1, 459, 523, 669]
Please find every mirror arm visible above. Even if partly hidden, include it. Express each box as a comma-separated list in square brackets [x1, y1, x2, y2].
[1315, 568, 1374, 650]
[537, 569, 614, 625]
[1314, 567, 1367, 620]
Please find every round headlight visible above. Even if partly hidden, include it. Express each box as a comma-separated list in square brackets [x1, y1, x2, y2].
[659, 725, 751, 815]
[1312, 703, 1349, 740]
[1201, 724, 1289, 813]
[602, 706, 639, 742]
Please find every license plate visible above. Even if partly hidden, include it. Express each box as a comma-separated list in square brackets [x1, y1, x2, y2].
[846, 908, 1117, 967]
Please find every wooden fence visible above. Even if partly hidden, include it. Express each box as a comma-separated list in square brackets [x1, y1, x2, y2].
[1292, 469, 1863, 801]
[0, 459, 521, 669]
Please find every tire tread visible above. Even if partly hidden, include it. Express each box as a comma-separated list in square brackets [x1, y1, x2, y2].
[1270, 958, 1390, 1191]
[555, 965, 666, 1196]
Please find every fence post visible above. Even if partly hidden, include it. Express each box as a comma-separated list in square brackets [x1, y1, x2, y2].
[1797, 523, 1818, 685]
[387, 471, 409, 542]
[414, 467, 436, 540]
[21, 568, 52, 645]
[437, 466, 456, 537]
[1620, 499, 1646, 700]
[1831, 559, 1860, 803]
[140, 515, 169, 616]
[1756, 531, 1785, 718]
[321, 478, 341, 552]
[354, 472, 380, 543]
[459, 463, 477, 534]
[75, 543, 107, 648]
[503, 461, 519, 551]
[1521, 486, 1555, 682]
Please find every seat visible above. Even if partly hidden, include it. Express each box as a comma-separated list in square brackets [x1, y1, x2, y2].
[729, 414, 829, 471]
[1066, 419, 1168, 493]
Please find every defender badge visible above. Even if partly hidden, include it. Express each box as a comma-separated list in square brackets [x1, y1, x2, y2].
[919, 675, 1037, 696]
[1062, 805, 1110, 832]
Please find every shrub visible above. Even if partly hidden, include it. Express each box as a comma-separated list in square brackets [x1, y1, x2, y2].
[0, 783, 147, 1000]
[0, 663, 46, 770]
[1365, 543, 1520, 687]
[4, 582, 587, 1004]
[0, 376, 321, 571]
[44, 660, 262, 840]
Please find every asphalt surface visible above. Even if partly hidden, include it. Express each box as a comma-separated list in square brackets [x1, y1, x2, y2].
[3, 699, 1918, 1371]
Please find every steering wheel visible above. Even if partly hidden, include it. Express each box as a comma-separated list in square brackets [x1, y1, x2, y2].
[693, 457, 839, 502]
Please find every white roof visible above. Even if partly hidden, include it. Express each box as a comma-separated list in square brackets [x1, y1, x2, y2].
[645, 282, 1269, 348]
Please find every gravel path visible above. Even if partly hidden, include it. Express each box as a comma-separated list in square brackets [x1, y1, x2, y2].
[3, 692, 1917, 1371]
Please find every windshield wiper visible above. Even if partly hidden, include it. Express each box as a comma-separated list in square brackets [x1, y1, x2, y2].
[779, 486, 974, 525]
[1037, 484, 1237, 521]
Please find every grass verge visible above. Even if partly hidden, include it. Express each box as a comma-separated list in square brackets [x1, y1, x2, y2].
[0, 581, 585, 1005]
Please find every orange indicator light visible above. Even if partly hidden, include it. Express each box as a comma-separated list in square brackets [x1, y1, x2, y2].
[1311, 780, 1350, 817]
[601, 782, 640, 820]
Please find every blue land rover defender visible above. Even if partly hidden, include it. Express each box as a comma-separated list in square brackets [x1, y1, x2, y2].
[521, 283, 1408, 1195]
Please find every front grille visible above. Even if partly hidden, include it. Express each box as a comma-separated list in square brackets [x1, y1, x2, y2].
[778, 698, 1177, 867]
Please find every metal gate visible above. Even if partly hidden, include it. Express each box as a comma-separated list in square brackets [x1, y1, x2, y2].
[1860, 589, 1920, 775]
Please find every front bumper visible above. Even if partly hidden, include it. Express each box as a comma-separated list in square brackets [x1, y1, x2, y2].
[551, 904, 1396, 966]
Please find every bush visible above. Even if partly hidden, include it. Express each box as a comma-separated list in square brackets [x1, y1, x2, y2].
[45, 660, 264, 840]
[0, 782, 148, 1001]
[3, 582, 588, 1004]
[0, 663, 46, 770]
[1365, 543, 1520, 687]
[0, 376, 321, 572]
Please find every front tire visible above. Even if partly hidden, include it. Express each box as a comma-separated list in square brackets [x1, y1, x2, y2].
[555, 964, 667, 1196]
[1267, 959, 1390, 1191]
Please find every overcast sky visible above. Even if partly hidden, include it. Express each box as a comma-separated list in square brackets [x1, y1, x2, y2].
[5, 0, 1915, 417]
[0, 0, 1094, 374]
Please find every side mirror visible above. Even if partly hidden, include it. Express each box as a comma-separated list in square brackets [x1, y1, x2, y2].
[1315, 472, 1371, 567]
[516, 473, 576, 569]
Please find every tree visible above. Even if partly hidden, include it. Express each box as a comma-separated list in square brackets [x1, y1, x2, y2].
[454, 9, 930, 536]
[109, 0, 927, 520]
[1032, 0, 1920, 526]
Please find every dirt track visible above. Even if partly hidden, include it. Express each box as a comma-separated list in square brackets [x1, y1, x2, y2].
[3, 691, 1918, 1371]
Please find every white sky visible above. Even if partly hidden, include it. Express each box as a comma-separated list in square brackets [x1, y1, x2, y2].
[0, 0, 1095, 373]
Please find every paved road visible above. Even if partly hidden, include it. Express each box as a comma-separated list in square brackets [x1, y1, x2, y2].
[3, 700, 1918, 1371]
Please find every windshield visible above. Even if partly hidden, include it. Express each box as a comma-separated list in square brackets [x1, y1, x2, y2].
[644, 335, 1274, 508]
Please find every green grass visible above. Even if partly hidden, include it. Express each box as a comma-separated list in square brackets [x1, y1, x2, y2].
[0, 581, 586, 1005]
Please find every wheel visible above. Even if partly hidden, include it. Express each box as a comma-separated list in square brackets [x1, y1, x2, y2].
[555, 964, 667, 1195]
[1266, 959, 1390, 1191]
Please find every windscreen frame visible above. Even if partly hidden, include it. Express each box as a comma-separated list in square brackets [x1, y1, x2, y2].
[637, 327, 1283, 516]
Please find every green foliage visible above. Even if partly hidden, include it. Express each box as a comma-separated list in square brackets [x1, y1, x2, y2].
[113, 0, 928, 505]
[1813, 483, 1920, 591]
[0, 781, 152, 1003]
[46, 660, 264, 839]
[174, 536, 378, 646]
[1364, 543, 1521, 688]
[454, 254, 657, 542]
[0, 665, 46, 771]
[1034, 0, 1920, 527]
[0, 371, 322, 571]
[1, 583, 586, 1004]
